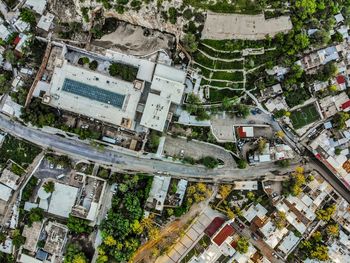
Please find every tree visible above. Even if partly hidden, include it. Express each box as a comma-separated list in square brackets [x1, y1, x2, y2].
[311, 29, 330, 46]
[168, 7, 177, 24]
[316, 204, 336, 221]
[104, 235, 117, 246]
[89, 60, 98, 70]
[226, 208, 235, 219]
[274, 211, 287, 229]
[235, 104, 250, 118]
[275, 130, 285, 138]
[43, 181, 55, 193]
[219, 184, 232, 199]
[200, 156, 219, 169]
[64, 244, 88, 263]
[0, 74, 11, 95]
[334, 148, 342, 155]
[294, 33, 310, 49]
[276, 159, 290, 168]
[237, 159, 247, 169]
[0, 232, 6, 244]
[295, 0, 317, 20]
[186, 93, 209, 120]
[67, 215, 92, 234]
[166, 208, 174, 217]
[312, 231, 323, 243]
[108, 63, 138, 82]
[148, 130, 160, 152]
[20, 8, 36, 25]
[182, 33, 198, 53]
[236, 237, 249, 253]
[310, 245, 329, 261]
[5, 50, 15, 65]
[326, 224, 339, 237]
[257, 138, 267, 153]
[332, 31, 344, 43]
[28, 208, 44, 225]
[222, 96, 238, 111]
[247, 191, 255, 201]
[333, 112, 350, 130]
[12, 229, 25, 248]
[328, 85, 337, 92]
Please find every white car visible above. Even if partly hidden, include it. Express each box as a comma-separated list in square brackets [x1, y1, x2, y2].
[111, 184, 118, 194]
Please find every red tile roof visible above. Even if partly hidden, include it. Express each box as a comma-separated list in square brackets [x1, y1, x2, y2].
[230, 240, 237, 248]
[336, 75, 346, 85]
[13, 36, 21, 45]
[213, 224, 235, 246]
[204, 217, 225, 237]
[237, 127, 246, 138]
[340, 100, 350, 110]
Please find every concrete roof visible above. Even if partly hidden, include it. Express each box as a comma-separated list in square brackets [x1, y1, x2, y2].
[43, 221, 68, 255]
[146, 176, 171, 212]
[140, 93, 171, 131]
[234, 181, 258, 190]
[37, 13, 54, 32]
[0, 24, 11, 41]
[47, 182, 78, 218]
[22, 221, 42, 252]
[18, 254, 44, 263]
[0, 169, 19, 190]
[46, 61, 141, 129]
[278, 232, 299, 255]
[24, 0, 47, 15]
[140, 64, 186, 131]
[0, 184, 12, 201]
[243, 203, 268, 222]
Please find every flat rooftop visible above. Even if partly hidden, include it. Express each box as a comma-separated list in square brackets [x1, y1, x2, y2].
[47, 182, 79, 218]
[140, 93, 171, 131]
[140, 64, 186, 131]
[45, 62, 141, 128]
[62, 78, 126, 108]
[202, 13, 293, 40]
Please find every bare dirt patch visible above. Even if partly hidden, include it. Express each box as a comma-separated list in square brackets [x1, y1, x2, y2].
[92, 21, 176, 56]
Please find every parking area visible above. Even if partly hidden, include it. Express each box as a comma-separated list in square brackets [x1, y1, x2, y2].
[34, 159, 71, 180]
[163, 136, 236, 168]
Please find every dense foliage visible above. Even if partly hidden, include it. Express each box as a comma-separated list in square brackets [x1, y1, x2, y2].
[67, 215, 93, 234]
[97, 174, 153, 262]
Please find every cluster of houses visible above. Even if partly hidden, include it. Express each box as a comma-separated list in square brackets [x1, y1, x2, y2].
[175, 172, 350, 263]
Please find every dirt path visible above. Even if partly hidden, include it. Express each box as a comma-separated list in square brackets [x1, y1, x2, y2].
[132, 187, 218, 263]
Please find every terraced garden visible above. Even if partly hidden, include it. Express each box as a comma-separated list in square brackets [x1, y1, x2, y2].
[193, 39, 279, 104]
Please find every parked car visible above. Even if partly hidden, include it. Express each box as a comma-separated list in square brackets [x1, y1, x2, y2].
[111, 183, 118, 194]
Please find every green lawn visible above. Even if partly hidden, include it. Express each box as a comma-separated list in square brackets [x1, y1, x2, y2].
[0, 135, 41, 168]
[290, 104, 320, 129]
[209, 88, 243, 102]
[211, 71, 244, 81]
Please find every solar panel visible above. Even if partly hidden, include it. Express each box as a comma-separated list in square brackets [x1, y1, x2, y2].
[62, 78, 125, 108]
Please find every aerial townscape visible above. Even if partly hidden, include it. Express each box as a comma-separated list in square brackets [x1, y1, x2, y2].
[1, 0, 350, 263]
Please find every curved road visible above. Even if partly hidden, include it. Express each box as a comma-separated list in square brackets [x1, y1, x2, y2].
[0, 114, 295, 180]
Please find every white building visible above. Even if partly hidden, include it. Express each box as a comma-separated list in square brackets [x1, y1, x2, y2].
[140, 64, 186, 131]
[24, 0, 47, 15]
[145, 176, 171, 213]
[277, 232, 299, 255]
[47, 182, 79, 218]
[37, 13, 54, 32]
[0, 24, 11, 41]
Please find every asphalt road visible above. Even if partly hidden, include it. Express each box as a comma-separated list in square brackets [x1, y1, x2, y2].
[0, 114, 295, 180]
